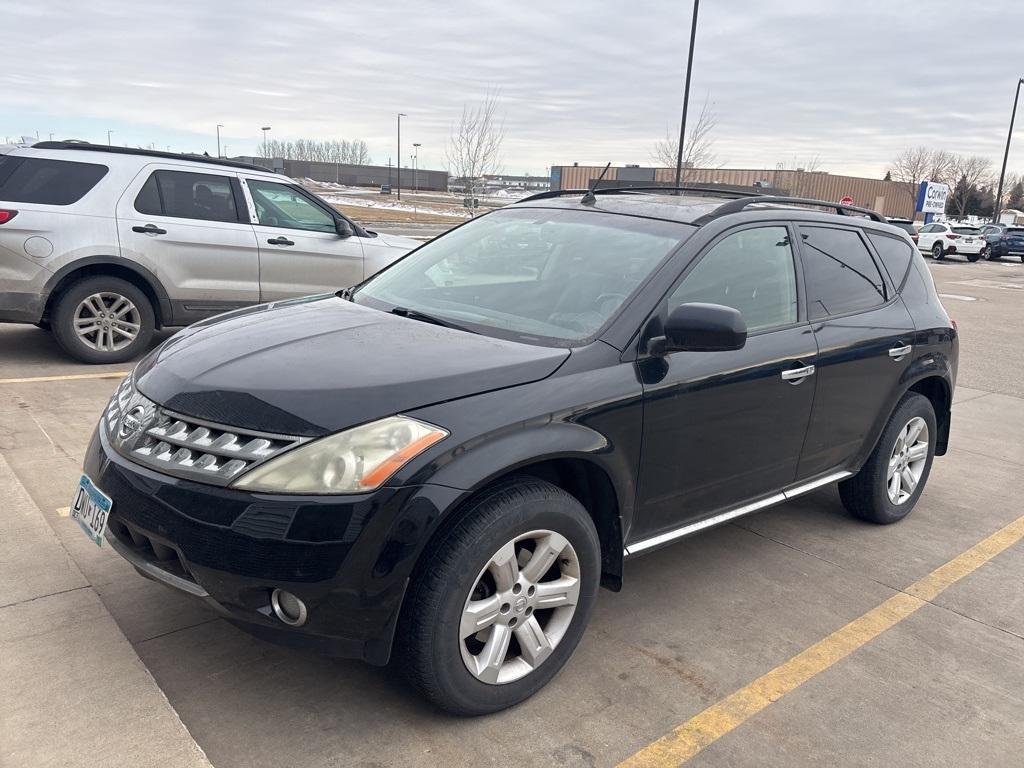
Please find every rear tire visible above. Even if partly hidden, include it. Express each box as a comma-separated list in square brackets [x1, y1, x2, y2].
[839, 392, 937, 524]
[52, 276, 155, 364]
[966, 252, 980, 263]
[930, 242, 944, 260]
[397, 478, 600, 715]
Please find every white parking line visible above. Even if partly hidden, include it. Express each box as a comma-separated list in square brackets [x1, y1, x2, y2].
[939, 293, 978, 301]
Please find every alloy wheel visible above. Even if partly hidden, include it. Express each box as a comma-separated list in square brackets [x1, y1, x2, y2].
[459, 529, 580, 685]
[886, 416, 929, 505]
[73, 292, 141, 352]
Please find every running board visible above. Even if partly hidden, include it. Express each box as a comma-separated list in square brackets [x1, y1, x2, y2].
[623, 470, 853, 556]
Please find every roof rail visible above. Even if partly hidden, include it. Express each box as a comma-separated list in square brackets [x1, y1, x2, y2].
[30, 141, 273, 173]
[693, 195, 888, 224]
[517, 185, 754, 204]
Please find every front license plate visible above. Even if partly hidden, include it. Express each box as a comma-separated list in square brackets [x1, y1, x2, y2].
[71, 474, 112, 547]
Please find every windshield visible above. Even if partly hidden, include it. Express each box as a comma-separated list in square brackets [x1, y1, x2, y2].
[952, 227, 979, 235]
[355, 207, 690, 344]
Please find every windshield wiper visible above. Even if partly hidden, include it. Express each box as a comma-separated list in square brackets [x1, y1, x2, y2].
[389, 306, 476, 334]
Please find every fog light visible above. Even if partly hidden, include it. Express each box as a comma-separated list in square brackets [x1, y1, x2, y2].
[270, 588, 307, 627]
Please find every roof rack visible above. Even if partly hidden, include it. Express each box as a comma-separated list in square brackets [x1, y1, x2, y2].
[517, 185, 753, 203]
[693, 196, 887, 224]
[30, 141, 273, 173]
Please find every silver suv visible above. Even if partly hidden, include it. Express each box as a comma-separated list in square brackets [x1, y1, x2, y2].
[0, 142, 419, 362]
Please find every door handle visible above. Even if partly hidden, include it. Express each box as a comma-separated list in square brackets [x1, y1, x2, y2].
[267, 237, 295, 246]
[888, 344, 912, 360]
[781, 364, 815, 383]
[132, 224, 166, 235]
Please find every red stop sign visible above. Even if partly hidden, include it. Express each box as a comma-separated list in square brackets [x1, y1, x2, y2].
[840, 196, 854, 206]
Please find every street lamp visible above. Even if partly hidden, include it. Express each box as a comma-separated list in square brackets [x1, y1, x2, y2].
[674, 0, 700, 189]
[216, 124, 224, 158]
[992, 77, 1024, 224]
[412, 143, 421, 192]
[107, 130, 114, 146]
[261, 126, 271, 160]
[397, 113, 407, 200]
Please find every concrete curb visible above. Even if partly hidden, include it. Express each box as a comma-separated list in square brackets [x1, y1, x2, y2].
[0, 453, 213, 768]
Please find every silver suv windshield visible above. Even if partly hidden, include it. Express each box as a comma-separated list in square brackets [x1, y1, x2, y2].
[355, 207, 690, 344]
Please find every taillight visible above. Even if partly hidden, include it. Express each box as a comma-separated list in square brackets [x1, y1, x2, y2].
[911, 234, 919, 242]
[945, 233, 959, 239]
[950, 319, 958, 332]
[0, 209, 17, 225]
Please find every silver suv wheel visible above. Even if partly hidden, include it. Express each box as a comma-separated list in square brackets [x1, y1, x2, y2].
[459, 529, 580, 684]
[73, 292, 141, 352]
[887, 416, 929, 505]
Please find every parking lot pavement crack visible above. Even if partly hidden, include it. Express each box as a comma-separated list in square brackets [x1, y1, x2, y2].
[0, 585, 90, 610]
[134, 616, 222, 646]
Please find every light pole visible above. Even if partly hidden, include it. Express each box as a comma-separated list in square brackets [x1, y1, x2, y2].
[992, 77, 1024, 224]
[674, 0, 700, 189]
[412, 143, 421, 192]
[107, 130, 114, 146]
[397, 113, 407, 200]
[261, 126, 271, 160]
[216, 124, 224, 158]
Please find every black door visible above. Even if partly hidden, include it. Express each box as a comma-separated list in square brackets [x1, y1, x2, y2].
[634, 224, 817, 542]
[795, 224, 916, 479]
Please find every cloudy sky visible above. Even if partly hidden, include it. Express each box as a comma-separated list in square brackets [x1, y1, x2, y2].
[3, 0, 1023, 179]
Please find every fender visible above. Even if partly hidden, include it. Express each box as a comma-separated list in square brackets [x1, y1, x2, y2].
[42, 256, 173, 324]
[852, 348, 954, 470]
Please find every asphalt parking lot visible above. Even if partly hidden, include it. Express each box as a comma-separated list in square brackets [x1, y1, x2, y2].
[2, 256, 1023, 767]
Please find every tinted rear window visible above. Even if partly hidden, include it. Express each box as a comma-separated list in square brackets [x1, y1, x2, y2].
[952, 227, 979, 235]
[0, 156, 108, 205]
[133, 170, 240, 223]
[887, 221, 916, 235]
[868, 233, 915, 286]
[800, 226, 887, 320]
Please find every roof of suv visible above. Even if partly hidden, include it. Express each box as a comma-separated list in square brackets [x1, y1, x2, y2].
[512, 187, 897, 232]
[28, 141, 272, 173]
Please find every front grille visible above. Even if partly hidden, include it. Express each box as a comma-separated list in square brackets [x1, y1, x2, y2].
[104, 377, 307, 486]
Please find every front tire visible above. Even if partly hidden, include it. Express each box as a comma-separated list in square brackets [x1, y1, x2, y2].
[52, 276, 155, 364]
[839, 392, 937, 524]
[397, 478, 600, 715]
[931, 242, 944, 260]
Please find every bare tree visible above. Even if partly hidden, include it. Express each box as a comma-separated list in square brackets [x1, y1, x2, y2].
[257, 137, 371, 164]
[445, 91, 505, 213]
[947, 154, 994, 218]
[888, 146, 954, 213]
[652, 94, 719, 170]
[770, 155, 823, 197]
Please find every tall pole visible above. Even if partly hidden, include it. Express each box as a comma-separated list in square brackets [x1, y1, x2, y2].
[413, 143, 421, 192]
[993, 77, 1024, 224]
[397, 113, 406, 201]
[216, 124, 224, 158]
[107, 130, 113, 146]
[261, 126, 271, 160]
[674, 0, 700, 189]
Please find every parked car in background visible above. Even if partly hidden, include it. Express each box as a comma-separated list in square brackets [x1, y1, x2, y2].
[885, 218, 918, 243]
[982, 225, 1024, 262]
[916, 222, 984, 262]
[81, 188, 956, 715]
[0, 143, 419, 363]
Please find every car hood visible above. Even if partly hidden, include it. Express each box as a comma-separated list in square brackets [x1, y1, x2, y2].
[368, 231, 423, 249]
[134, 296, 569, 436]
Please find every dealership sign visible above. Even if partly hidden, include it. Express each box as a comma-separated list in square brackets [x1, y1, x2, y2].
[916, 181, 949, 214]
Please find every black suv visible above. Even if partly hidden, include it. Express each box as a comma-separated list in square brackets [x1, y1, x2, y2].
[79, 189, 957, 715]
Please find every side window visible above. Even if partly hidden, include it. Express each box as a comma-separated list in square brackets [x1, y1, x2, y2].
[134, 173, 161, 215]
[246, 179, 336, 233]
[133, 170, 239, 223]
[668, 226, 798, 333]
[868, 233, 914, 286]
[800, 226, 886, 320]
[0, 156, 107, 205]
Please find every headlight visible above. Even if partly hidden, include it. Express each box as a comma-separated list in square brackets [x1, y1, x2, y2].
[230, 415, 447, 494]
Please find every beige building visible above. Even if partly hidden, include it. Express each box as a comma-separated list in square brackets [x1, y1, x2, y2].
[551, 165, 916, 219]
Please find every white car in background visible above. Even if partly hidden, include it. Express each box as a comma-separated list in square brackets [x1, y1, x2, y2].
[916, 222, 985, 262]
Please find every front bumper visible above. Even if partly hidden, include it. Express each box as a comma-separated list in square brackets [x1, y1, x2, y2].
[85, 426, 461, 663]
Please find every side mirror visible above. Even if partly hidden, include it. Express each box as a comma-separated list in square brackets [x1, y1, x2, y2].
[648, 303, 747, 355]
[335, 219, 354, 238]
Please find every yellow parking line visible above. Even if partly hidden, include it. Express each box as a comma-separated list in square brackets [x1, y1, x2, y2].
[0, 371, 129, 385]
[618, 514, 1024, 767]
